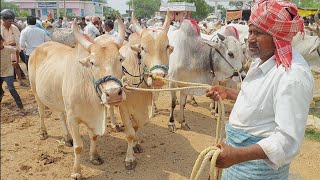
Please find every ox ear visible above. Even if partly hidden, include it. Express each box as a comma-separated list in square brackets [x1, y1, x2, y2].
[308, 38, 320, 55]
[130, 44, 141, 53]
[79, 55, 91, 67]
[168, 45, 174, 54]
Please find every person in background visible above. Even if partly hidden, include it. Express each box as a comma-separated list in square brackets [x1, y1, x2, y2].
[78, 17, 87, 30]
[84, 16, 102, 39]
[104, 19, 118, 37]
[0, 34, 25, 114]
[20, 16, 51, 71]
[55, 16, 63, 28]
[0, 9, 28, 87]
[206, 0, 314, 179]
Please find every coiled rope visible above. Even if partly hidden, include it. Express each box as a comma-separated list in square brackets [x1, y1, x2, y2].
[123, 74, 225, 180]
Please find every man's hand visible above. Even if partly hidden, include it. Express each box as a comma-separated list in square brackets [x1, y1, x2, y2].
[215, 143, 239, 168]
[12, 60, 18, 67]
[206, 85, 228, 101]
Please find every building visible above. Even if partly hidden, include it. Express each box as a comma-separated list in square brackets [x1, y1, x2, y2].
[10, 0, 107, 20]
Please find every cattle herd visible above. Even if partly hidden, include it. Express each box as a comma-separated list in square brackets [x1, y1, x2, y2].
[22, 10, 320, 179]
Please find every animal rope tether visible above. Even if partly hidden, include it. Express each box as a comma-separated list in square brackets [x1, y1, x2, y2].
[123, 74, 225, 180]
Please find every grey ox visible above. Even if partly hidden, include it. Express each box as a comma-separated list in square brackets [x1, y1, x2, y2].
[168, 19, 245, 132]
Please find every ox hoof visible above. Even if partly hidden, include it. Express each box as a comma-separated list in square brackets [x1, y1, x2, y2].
[133, 144, 143, 153]
[111, 125, 124, 132]
[181, 122, 191, 130]
[188, 100, 198, 106]
[71, 173, 82, 179]
[40, 131, 48, 140]
[125, 160, 137, 170]
[168, 124, 176, 133]
[90, 155, 104, 165]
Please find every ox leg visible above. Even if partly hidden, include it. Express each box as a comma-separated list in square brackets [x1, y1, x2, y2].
[187, 95, 198, 106]
[58, 112, 73, 147]
[168, 90, 177, 132]
[37, 101, 48, 140]
[67, 115, 83, 179]
[132, 127, 143, 153]
[179, 92, 190, 130]
[149, 92, 159, 118]
[88, 130, 104, 165]
[119, 105, 137, 170]
[109, 106, 123, 132]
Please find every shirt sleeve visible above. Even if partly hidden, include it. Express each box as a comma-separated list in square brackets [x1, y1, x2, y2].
[257, 71, 313, 169]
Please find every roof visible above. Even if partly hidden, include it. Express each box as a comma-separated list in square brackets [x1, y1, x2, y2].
[159, 2, 196, 12]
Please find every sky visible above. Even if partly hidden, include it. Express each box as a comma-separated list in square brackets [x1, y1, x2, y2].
[107, 0, 229, 14]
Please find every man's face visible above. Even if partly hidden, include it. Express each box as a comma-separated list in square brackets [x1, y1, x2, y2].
[2, 18, 14, 26]
[247, 25, 275, 62]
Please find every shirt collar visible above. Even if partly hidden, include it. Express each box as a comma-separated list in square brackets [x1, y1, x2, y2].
[258, 55, 277, 74]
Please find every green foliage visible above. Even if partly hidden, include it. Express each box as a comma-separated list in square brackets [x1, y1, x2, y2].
[17, 10, 30, 17]
[228, 1, 243, 9]
[126, 0, 161, 19]
[0, 0, 19, 13]
[66, 13, 75, 20]
[305, 128, 320, 142]
[291, 0, 320, 9]
[104, 6, 121, 20]
[168, 0, 211, 21]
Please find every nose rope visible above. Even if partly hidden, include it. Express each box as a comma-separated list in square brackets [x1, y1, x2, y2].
[93, 75, 123, 102]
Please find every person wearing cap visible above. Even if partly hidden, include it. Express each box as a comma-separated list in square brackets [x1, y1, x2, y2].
[206, 0, 314, 179]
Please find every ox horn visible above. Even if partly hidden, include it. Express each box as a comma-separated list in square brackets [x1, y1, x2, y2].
[72, 18, 92, 50]
[315, 10, 319, 25]
[162, 9, 171, 33]
[131, 11, 143, 35]
[115, 16, 125, 46]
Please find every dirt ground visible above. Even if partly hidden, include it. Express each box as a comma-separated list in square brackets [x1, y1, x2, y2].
[1, 71, 320, 180]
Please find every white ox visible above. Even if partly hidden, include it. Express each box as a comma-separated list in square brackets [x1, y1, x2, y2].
[28, 19, 126, 179]
[292, 32, 320, 72]
[168, 19, 245, 132]
[117, 12, 173, 170]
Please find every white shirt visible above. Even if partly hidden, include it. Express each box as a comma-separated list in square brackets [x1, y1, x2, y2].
[20, 25, 51, 55]
[229, 48, 314, 169]
[105, 29, 118, 38]
[84, 22, 100, 39]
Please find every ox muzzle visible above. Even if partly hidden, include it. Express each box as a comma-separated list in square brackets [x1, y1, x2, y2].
[94, 75, 126, 105]
[146, 65, 169, 88]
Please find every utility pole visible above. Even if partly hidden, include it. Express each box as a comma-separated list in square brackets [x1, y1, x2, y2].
[64, 0, 66, 17]
[57, 0, 60, 18]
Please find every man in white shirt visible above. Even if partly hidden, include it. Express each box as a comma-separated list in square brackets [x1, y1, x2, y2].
[104, 20, 118, 38]
[206, 0, 314, 179]
[20, 16, 51, 71]
[84, 16, 102, 39]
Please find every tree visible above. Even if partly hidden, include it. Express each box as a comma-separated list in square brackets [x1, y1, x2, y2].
[104, 6, 121, 20]
[228, 1, 243, 9]
[290, 0, 320, 9]
[17, 10, 30, 17]
[126, 0, 161, 19]
[0, 0, 19, 13]
[168, 0, 211, 21]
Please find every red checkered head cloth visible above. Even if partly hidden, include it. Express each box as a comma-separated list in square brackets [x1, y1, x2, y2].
[248, 0, 304, 68]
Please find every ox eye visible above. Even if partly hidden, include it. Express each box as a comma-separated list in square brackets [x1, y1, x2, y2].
[141, 47, 146, 52]
[166, 45, 170, 49]
[91, 62, 94, 66]
[228, 52, 234, 58]
[120, 57, 125, 62]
